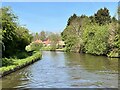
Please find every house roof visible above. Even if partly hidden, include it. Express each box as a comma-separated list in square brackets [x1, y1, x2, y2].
[34, 39, 42, 43]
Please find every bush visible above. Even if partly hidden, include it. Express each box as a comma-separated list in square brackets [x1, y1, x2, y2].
[2, 58, 14, 67]
[26, 42, 43, 52]
[0, 51, 42, 73]
[82, 24, 109, 55]
[13, 51, 29, 59]
[107, 48, 120, 58]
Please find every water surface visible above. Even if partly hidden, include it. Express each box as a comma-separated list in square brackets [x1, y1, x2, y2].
[1, 51, 118, 88]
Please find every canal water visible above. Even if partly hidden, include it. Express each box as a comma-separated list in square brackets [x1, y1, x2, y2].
[1, 51, 118, 88]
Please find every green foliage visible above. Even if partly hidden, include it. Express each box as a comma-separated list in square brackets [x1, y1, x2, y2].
[1, 7, 18, 57]
[61, 26, 78, 52]
[111, 17, 117, 23]
[0, 52, 42, 73]
[82, 24, 109, 55]
[2, 58, 14, 67]
[107, 49, 119, 58]
[1, 7, 32, 57]
[107, 22, 120, 57]
[89, 16, 95, 23]
[61, 15, 90, 52]
[0, 29, 2, 58]
[13, 51, 30, 59]
[15, 26, 32, 51]
[32, 32, 39, 41]
[49, 33, 61, 51]
[41, 46, 52, 51]
[32, 31, 46, 41]
[40, 31, 46, 41]
[61, 7, 119, 57]
[67, 13, 77, 26]
[2, 51, 34, 67]
[94, 7, 111, 25]
[26, 42, 43, 52]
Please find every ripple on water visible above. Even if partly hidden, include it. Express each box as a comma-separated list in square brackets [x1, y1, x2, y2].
[2, 51, 118, 88]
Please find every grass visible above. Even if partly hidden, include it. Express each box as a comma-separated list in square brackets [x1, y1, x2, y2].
[0, 51, 42, 75]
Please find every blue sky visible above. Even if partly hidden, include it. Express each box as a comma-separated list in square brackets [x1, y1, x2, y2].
[2, 2, 118, 33]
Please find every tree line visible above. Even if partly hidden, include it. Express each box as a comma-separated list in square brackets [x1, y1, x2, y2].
[1, 6, 120, 58]
[30, 31, 62, 51]
[61, 7, 120, 57]
[1, 7, 32, 58]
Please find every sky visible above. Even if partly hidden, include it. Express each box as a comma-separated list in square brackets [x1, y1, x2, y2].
[2, 2, 118, 33]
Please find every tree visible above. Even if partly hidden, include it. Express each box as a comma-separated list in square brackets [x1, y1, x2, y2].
[107, 22, 120, 57]
[94, 7, 111, 25]
[49, 33, 61, 50]
[67, 13, 77, 26]
[1, 7, 18, 57]
[61, 15, 90, 52]
[89, 16, 95, 23]
[111, 16, 117, 23]
[32, 32, 39, 41]
[39, 31, 46, 41]
[107, 6, 120, 57]
[82, 24, 109, 55]
[15, 26, 32, 51]
[1, 7, 32, 57]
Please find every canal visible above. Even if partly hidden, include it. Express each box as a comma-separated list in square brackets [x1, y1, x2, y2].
[1, 51, 118, 88]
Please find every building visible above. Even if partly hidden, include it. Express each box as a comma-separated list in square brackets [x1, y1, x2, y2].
[57, 40, 65, 48]
[42, 38, 51, 46]
[33, 39, 65, 48]
[34, 39, 42, 44]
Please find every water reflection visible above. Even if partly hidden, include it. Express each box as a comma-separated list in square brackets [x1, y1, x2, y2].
[2, 66, 32, 88]
[64, 52, 118, 72]
[2, 51, 118, 88]
[64, 52, 118, 88]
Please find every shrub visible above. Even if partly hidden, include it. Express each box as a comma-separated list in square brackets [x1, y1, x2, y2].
[2, 58, 14, 67]
[26, 42, 43, 52]
[82, 24, 109, 55]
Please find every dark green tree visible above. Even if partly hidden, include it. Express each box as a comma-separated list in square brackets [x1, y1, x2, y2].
[94, 7, 111, 25]
[111, 16, 117, 23]
[1, 7, 32, 57]
[15, 26, 32, 51]
[1, 7, 18, 57]
[89, 16, 95, 23]
[67, 13, 77, 26]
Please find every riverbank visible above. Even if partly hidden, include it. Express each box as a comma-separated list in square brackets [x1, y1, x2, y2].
[0, 51, 42, 78]
[41, 46, 66, 52]
[41, 47, 120, 58]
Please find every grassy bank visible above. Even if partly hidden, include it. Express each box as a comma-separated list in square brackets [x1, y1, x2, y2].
[0, 51, 42, 77]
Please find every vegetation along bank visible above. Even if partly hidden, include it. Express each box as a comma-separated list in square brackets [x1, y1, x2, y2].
[61, 7, 120, 58]
[0, 7, 42, 77]
[0, 51, 42, 77]
[0, 6, 120, 77]
[28, 7, 120, 58]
